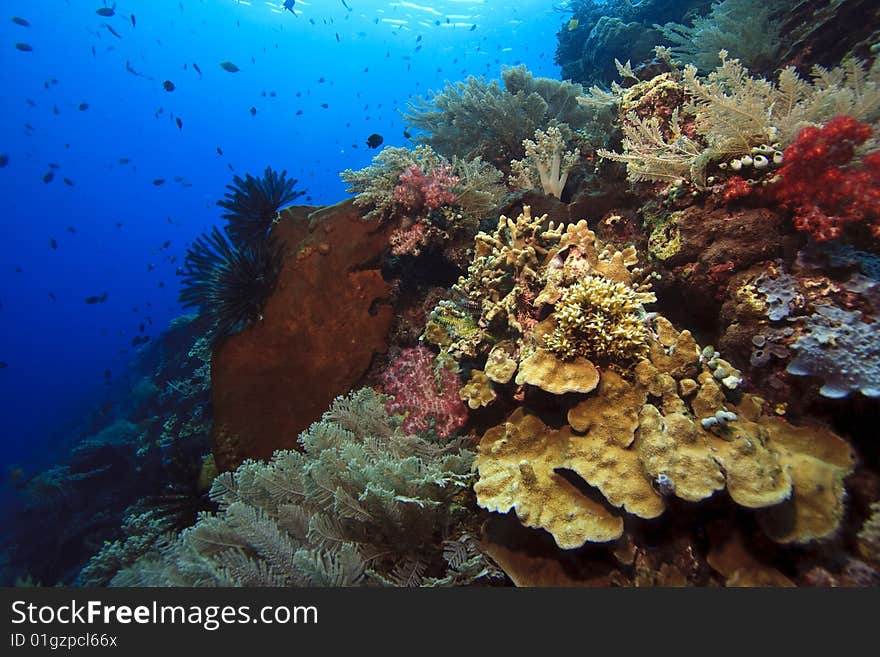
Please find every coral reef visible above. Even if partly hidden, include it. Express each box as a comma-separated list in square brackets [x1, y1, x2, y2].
[113, 390, 495, 587]
[404, 65, 593, 171]
[599, 51, 880, 185]
[210, 201, 393, 471]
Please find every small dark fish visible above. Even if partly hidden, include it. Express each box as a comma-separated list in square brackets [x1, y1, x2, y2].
[96, 8, 115, 17]
[162, 240, 171, 248]
[67, 226, 77, 233]
[84, 292, 108, 305]
[52, 105, 59, 115]
[0, 154, 8, 167]
[100, 402, 113, 413]
[15, 43, 33, 52]
[193, 62, 202, 75]
[318, 77, 325, 83]
[118, 157, 131, 164]
[219, 61, 239, 73]
[147, 263, 155, 272]
[115, 222, 123, 228]
[48, 292, 56, 300]
[403, 128, 412, 139]
[366, 133, 383, 149]
[47, 163, 60, 169]
[216, 147, 223, 155]
[163, 80, 175, 92]
[341, 0, 352, 10]
[42, 171, 54, 183]
[470, 24, 477, 31]
[12, 17, 30, 27]
[295, 109, 303, 115]
[102, 23, 122, 39]
[283, 0, 296, 13]
[175, 116, 182, 130]
[130, 14, 136, 27]
[416, 35, 422, 42]
[0, 362, 7, 369]
[153, 178, 165, 185]
[25, 98, 36, 107]
[320, 103, 329, 109]
[104, 369, 111, 379]
[335, 32, 340, 42]
[63, 177, 74, 186]
[249, 106, 256, 116]
[50, 238, 57, 250]
[78, 102, 89, 111]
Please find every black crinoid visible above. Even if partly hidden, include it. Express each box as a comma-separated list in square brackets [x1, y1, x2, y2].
[217, 166, 305, 244]
[179, 226, 285, 339]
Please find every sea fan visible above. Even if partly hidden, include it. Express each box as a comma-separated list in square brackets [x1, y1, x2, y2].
[217, 166, 305, 245]
[179, 226, 285, 338]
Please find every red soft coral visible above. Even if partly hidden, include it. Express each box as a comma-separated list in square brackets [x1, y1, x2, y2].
[772, 115, 880, 241]
[379, 346, 468, 438]
[393, 164, 459, 214]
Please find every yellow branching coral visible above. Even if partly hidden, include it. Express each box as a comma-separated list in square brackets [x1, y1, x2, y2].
[544, 275, 653, 365]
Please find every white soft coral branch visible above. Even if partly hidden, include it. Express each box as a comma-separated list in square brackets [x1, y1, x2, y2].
[509, 126, 579, 199]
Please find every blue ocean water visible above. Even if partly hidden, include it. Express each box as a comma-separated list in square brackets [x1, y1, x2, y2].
[0, 0, 563, 481]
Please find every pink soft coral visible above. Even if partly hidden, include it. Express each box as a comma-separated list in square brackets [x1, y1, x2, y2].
[393, 164, 459, 214]
[773, 115, 880, 241]
[379, 346, 468, 438]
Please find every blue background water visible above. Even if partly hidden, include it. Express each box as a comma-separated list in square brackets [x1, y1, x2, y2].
[0, 0, 566, 480]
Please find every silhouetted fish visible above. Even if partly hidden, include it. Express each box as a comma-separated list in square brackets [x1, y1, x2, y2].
[96, 7, 115, 17]
[249, 106, 256, 116]
[366, 133, 383, 149]
[15, 43, 33, 52]
[216, 147, 223, 155]
[130, 14, 136, 27]
[78, 102, 89, 111]
[50, 238, 57, 250]
[163, 80, 175, 91]
[0, 362, 7, 369]
[220, 61, 239, 72]
[63, 177, 74, 186]
[153, 178, 165, 185]
[12, 17, 30, 27]
[42, 171, 54, 183]
[102, 23, 122, 39]
[0, 154, 8, 167]
[175, 117, 182, 130]
[193, 62, 202, 75]
[84, 292, 109, 304]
